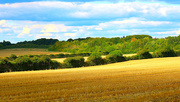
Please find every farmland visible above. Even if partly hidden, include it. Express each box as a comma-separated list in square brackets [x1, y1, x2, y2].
[0, 48, 68, 57]
[0, 57, 179, 101]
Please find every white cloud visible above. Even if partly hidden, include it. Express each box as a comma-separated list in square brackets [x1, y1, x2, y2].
[156, 31, 176, 34]
[95, 27, 103, 30]
[41, 24, 59, 33]
[17, 27, 31, 38]
[71, 11, 90, 18]
[64, 33, 77, 37]
[1, 1, 180, 22]
[35, 33, 53, 39]
[176, 30, 180, 34]
[22, 27, 30, 34]
[0, 20, 6, 25]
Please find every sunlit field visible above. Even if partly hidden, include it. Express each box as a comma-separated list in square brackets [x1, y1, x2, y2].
[0, 48, 68, 57]
[52, 56, 107, 63]
[0, 57, 179, 101]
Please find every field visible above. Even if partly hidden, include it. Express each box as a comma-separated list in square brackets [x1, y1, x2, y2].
[0, 48, 69, 57]
[0, 57, 180, 101]
[52, 56, 106, 63]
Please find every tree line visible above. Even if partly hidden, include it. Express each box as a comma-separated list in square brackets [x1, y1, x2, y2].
[0, 38, 59, 49]
[48, 35, 180, 54]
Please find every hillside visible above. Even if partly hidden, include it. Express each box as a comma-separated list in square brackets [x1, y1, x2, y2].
[48, 35, 180, 54]
[0, 57, 179, 101]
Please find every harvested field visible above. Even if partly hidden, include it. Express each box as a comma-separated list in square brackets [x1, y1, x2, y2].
[0, 48, 69, 57]
[0, 57, 179, 101]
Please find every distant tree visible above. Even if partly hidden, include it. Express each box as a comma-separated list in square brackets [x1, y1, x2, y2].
[131, 38, 137, 43]
[67, 38, 74, 42]
[136, 49, 152, 59]
[15, 56, 32, 71]
[0, 44, 2, 48]
[87, 52, 106, 66]
[0, 58, 12, 72]
[9, 54, 17, 61]
[154, 47, 176, 58]
[64, 56, 85, 68]
[106, 50, 125, 63]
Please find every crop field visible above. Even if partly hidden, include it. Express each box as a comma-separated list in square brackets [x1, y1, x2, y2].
[0, 48, 68, 57]
[0, 57, 180, 101]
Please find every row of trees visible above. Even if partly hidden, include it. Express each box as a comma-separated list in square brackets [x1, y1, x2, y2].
[1, 48, 180, 73]
[0, 38, 58, 49]
[0, 55, 60, 73]
[48, 35, 180, 54]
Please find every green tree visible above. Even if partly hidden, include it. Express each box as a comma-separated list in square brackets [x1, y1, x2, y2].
[64, 56, 85, 68]
[87, 53, 106, 66]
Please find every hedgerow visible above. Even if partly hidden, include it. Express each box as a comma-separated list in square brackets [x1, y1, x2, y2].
[0, 48, 179, 73]
[64, 56, 85, 68]
[106, 50, 126, 63]
[87, 53, 106, 66]
[153, 48, 176, 57]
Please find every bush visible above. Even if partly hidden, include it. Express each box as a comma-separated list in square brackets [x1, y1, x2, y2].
[9, 54, 17, 60]
[154, 48, 176, 57]
[129, 55, 139, 60]
[14, 56, 32, 71]
[136, 49, 152, 59]
[106, 50, 126, 63]
[87, 53, 106, 66]
[64, 56, 85, 68]
[51, 60, 62, 69]
[56, 54, 65, 58]
[0, 58, 11, 73]
[175, 50, 180, 56]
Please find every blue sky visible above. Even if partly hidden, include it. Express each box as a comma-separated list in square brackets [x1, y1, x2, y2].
[0, 0, 180, 43]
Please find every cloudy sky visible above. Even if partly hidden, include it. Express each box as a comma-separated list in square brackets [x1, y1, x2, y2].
[0, 0, 180, 43]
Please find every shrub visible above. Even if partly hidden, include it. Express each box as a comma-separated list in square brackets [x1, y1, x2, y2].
[175, 50, 180, 56]
[0, 58, 11, 73]
[15, 56, 32, 71]
[64, 56, 85, 68]
[154, 48, 176, 57]
[136, 49, 152, 59]
[129, 55, 139, 60]
[106, 50, 126, 63]
[9, 54, 17, 60]
[56, 54, 65, 58]
[51, 60, 62, 69]
[87, 53, 106, 66]
[109, 50, 123, 57]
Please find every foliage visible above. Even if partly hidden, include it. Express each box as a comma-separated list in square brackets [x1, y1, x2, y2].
[106, 50, 125, 63]
[154, 48, 176, 57]
[0, 38, 58, 49]
[136, 49, 152, 59]
[9, 54, 18, 61]
[64, 56, 85, 68]
[48, 35, 180, 54]
[87, 53, 106, 66]
[0, 55, 61, 73]
[109, 50, 123, 57]
[0, 58, 11, 73]
[175, 50, 180, 56]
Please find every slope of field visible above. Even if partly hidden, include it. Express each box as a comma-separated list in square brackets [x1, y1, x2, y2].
[0, 57, 180, 101]
[0, 48, 68, 57]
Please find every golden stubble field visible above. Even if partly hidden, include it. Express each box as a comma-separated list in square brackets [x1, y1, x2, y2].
[0, 57, 180, 102]
[0, 48, 69, 57]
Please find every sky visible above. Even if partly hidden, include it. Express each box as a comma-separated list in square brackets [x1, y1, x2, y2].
[0, 0, 180, 43]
